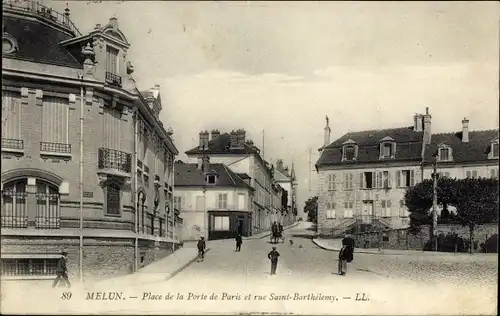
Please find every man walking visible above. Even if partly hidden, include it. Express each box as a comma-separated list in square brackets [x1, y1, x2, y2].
[338, 234, 355, 276]
[268, 246, 280, 276]
[271, 221, 278, 244]
[52, 251, 71, 288]
[235, 234, 242, 251]
[278, 223, 284, 243]
[197, 236, 206, 262]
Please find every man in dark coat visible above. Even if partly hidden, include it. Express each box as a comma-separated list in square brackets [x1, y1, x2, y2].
[271, 222, 278, 244]
[235, 234, 242, 251]
[268, 246, 280, 276]
[52, 251, 71, 288]
[197, 236, 206, 262]
[338, 234, 355, 276]
[278, 223, 284, 243]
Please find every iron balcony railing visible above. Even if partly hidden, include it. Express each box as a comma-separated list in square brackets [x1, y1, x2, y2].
[98, 148, 132, 173]
[3, 0, 81, 36]
[154, 174, 160, 182]
[40, 142, 71, 154]
[105, 71, 122, 87]
[143, 165, 150, 174]
[137, 160, 143, 169]
[1, 138, 24, 150]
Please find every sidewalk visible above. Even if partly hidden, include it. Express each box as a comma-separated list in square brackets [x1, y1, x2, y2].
[244, 222, 300, 240]
[312, 238, 498, 257]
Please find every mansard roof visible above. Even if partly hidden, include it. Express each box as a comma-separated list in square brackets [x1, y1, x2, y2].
[174, 163, 254, 191]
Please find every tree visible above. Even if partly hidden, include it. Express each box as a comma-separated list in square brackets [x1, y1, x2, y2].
[303, 196, 318, 223]
[405, 177, 499, 253]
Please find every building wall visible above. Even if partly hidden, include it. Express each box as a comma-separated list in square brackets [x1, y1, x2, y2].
[422, 162, 499, 180]
[317, 163, 422, 235]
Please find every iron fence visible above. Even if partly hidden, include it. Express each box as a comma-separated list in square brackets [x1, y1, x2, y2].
[105, 72, 122, 87]
[1, 190, 28, 228]
[40, 142, 71, 154]
[98, 148, 132, 173]
[35, 192, 60, 229]
[1, 138, 24, 150]
[1, 258, 58, 276]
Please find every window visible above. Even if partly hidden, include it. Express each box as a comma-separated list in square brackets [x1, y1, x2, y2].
[106, 46, 119, 74]
[173, 196, 182, 211]
[217, 193, 228, 209]
[105, 182, 121, 215]
[343, 201, 354, 218]
[361, 172, 374, 189]
[1, 91, 23, 146]
[381, 200, 392, 217]
[375, 171, 383, 188]
[103, 106, 123, 151]
[213, 216, 229, 231]
[35, 180, 60, 229]
[41, 96, 70, 153]
[382, 171, 391, 188]
[238, 194, 245, 210]
[399, 200, 408, 217]
[466, 170, 478, 179]
[327, 174, 336, 191]
[490, 169, 498, 179]
[1, 179, 27, 228]
[344, 146, 355, 161]
[326, 210, 336, 219]
[396, 170, 415, 187]
[1, 258, 58, 277]
[438, 147, 450, 161]
[344, 173, 354, 190]
[159, 216, 165, 237]
[207, 175, 216, 184]
[381, 143, 394, 158]
[492, 142, 499, 158]
[438, 172, 450, 179]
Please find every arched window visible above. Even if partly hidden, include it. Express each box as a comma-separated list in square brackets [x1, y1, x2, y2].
[1, 179, 27, 228]
[35, 180, 60, 229]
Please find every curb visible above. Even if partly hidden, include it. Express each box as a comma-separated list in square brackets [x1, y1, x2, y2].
[164, 248, 211, 282]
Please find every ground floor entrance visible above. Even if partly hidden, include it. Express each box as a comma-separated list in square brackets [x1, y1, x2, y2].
[208, 211, 252, 240]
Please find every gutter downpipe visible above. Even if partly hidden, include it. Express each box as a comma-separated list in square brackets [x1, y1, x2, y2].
[133, 111, 139, 272]
[79, 74, 84, 282]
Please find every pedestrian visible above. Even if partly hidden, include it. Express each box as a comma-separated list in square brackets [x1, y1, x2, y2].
[268, 246, 280, 276]
[338, 234, 355, 276]
[278, 223, 284, 243]
[271, 221, 278, 244]
[235, 234, 242, 252]
[197, 236, 206, 262]
[52, 251, 71, 288]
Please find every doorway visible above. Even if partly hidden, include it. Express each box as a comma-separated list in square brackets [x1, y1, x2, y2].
[237, 216, 244, 236]
[362, 200, 374, 224]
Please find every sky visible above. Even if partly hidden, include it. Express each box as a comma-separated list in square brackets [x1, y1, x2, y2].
[48, 0, 499, 215]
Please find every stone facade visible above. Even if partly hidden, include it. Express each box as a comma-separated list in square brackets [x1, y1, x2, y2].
[1, 1, 181, 281]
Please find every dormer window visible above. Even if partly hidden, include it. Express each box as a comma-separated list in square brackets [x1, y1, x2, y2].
[341, 139, 358, 161]
[205, 170, 219, 185]
[379, 137, 396, 159]
[437, 144, 453, 162]
[207, 175, 216, 184]
[489, 139, 499, 159]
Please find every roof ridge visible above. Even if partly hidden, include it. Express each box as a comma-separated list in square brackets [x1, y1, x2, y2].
[346, 126, 414, 134]
[433, 129, 499, 136]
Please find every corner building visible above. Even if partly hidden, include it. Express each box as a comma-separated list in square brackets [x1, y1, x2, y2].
[1, 0, 181, 281]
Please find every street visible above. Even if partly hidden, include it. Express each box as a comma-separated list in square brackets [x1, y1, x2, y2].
[1, 222, 497, 315]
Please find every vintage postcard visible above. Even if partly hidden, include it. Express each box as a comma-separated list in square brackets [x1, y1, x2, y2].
[1, 0, 498, 315]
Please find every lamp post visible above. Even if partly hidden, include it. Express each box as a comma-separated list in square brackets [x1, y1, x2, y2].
[432, 156, 438, 251]
[79, 72, 84, 282]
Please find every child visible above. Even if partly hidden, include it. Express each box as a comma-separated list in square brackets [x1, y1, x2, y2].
[268, 246, 280, 276]
[235, 234, 242, 251]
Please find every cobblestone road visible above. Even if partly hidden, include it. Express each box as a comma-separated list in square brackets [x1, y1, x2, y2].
[1, 222, 497, 315]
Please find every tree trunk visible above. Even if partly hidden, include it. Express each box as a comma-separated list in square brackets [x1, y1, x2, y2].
[469, 224, 474, 255]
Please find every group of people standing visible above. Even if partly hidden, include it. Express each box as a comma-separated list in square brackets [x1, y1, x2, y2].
[270, 221, 284, 244]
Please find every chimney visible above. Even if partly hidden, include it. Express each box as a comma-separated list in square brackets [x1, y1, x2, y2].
[197, 157, 203, 170]
[198, 130, 209, 150]
[229, 130, 238, 149]
[211, 129, 220, 140]
[324, 115, 331, 147]
[462, 117, 469, 143]
[237, 129, 246, 147]
[276, 159, 283, 171]
[423, 107, 432, 145]
[202, 155, 210, 173]
[413, 113, 423, 132]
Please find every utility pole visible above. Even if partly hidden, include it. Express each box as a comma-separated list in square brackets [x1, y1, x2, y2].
[432, 156, 438, 251]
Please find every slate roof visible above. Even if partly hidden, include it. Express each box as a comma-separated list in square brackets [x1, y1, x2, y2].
[174, 163, 254, 191]
[274, 169, 291, 182]
[316, 127, 424, 167]
[236, 173, 251, 180]
[3, 16, 81, 68]
[185, 133, 259, 156]
[423, 130, 499, 164]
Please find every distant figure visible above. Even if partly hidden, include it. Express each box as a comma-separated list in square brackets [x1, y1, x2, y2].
[268, 246, 280, 276]
[52, 251, 71, 288]
[197, 236, 206, 262]
[338, 234, 355, 276]
[278, 223, 284, 243]
[271, 221, 278, 244]
[235, 234, 242, 252]
[289, 240, 294, 246]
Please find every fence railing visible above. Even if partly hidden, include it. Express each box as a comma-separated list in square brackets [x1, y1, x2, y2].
[1, 138, 24, 150]
[3, 0, 81, 36]
[98, 148, 132, 173]
[40, 142, 71, 154]
[105, 71, 122, 87]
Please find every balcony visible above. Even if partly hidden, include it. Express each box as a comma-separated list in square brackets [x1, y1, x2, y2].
[154, 174, 161, 187]
[40, 142, 71, 158]
[137, 160, 143, 169]
[1, 138, 24, 154]
[144, 165, 150, 175]
[105, 71, 122, 87]
[98, 148, 132, 175]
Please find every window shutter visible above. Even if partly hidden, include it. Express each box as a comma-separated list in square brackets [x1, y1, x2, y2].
[378, 171, 383, 188]
[410, 170, 415, 186]
[387, 171, 392, 188]
[359, 172, 364, 189]
[375, 172, 379, 188]
[396, 171, 401, 187]
[381, 200, 386, 208]
[332, 174, 336, 190]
